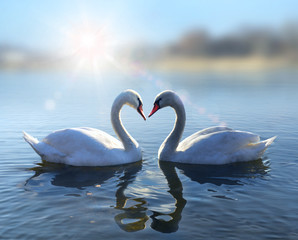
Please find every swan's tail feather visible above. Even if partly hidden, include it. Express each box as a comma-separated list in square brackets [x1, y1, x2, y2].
[239, 136, 276, 162]
[23, 131, 66, 161]
[263, 136, 277, 147]
[23, 131, 44, 157]
[249, 136, 276, 149]
[254, 136, 276, 159]
[23, 131, 39, 145]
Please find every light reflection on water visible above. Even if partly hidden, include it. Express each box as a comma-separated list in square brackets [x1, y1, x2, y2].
[1, 71, 298, 239]
[22, 159, 269, 234]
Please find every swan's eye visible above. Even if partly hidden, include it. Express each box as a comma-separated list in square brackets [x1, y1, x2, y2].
[155, 98, 161, 107]
[137, 97, 142, 107]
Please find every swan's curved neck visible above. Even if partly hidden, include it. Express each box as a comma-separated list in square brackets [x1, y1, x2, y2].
[111, 96, 138, 151]
[161, 98, 186, 156]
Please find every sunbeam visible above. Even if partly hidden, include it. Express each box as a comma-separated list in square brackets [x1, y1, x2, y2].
[59, 19, 118, 75]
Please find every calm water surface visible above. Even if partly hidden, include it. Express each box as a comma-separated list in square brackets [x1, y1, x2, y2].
[0, 71, 298, 239]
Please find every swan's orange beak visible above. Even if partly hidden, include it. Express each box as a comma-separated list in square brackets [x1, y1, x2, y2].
[137, 105, 146, 120]
[148, 103, 160, 117]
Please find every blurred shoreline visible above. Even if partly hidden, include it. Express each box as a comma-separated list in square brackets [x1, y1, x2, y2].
[143, 56, 298, 73]
[1, 54, 297, 74]
[1, 24, 298, 74]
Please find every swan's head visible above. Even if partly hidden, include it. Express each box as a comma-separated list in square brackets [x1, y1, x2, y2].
[123, 89, 146, 120]
[148, 90, 180, 117]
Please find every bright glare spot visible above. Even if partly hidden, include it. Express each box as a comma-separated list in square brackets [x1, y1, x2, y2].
[45, 99, 56, 111]
[63, 21, 116, 73]
[80, 33, 96, 49]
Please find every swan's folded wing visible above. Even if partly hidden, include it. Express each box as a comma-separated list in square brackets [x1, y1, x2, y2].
[43, 128, 123, 155]
[177, 130, 264, 164]
[179, 127, 234, 151]
[194, 126, 233, 136]
[181, 130, 260, 152]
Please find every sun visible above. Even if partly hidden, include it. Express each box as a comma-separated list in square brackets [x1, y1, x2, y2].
[63, 22, 115, 73]
[79, 32, 97, 49]
[72, 27, 107, 54]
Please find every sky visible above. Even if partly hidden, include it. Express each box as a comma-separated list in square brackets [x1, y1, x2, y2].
[1, 0, 298, 51]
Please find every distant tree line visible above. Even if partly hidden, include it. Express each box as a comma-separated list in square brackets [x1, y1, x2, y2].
[127, 22, 298, 60]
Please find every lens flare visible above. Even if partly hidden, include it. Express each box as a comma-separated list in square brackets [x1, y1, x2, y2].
[62, 21, 116, 73]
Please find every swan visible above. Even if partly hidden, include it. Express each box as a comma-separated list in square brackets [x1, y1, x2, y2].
[148, 90, 276, 164]
[23, 89, 146, 166]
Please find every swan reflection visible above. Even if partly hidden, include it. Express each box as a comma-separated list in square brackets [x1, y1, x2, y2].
[25, 161, 148, 232]
[24, 158, 269, 233]
[150, 161, 186, 233]
[171, 159, 270, 186]
[152, 159, 269, 233]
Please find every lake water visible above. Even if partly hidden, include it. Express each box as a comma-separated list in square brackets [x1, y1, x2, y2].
[0, 70, 298, 239]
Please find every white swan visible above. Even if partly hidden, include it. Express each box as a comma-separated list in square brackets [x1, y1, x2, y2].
[23, 89, 146, 166]
[148, 90, 276, 164]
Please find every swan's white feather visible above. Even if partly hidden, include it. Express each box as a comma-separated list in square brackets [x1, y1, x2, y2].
[24, 128, 141, 166]
[174, 129, 274, 164]
[23, 90, 144, 166]
[179, 126, 232, 145]
[23, 131, 66, 160]
[152, 90, 276, 165]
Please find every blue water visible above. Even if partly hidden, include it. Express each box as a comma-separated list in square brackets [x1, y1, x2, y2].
[0, 71, 298, 239]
